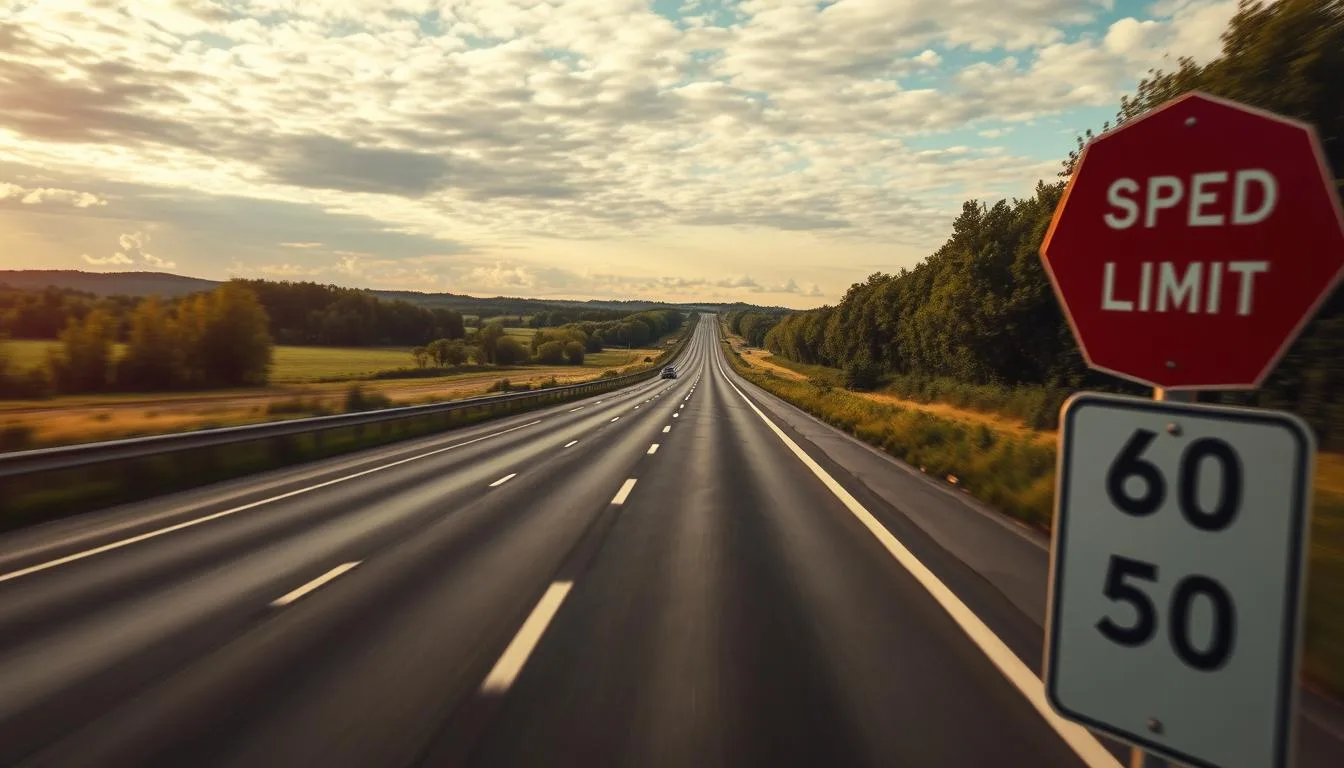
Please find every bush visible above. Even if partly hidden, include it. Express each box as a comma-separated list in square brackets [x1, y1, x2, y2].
[843, 360, 881, 391]
[564, 341, 585, 365]
[495, 336, 528, 365]
[487, 378, 512, 393]
[536, 340, 566, 365]
[344, 384, 392, 412]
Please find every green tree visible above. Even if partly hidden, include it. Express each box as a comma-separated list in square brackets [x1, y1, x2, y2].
[411, 346, 430, 368]
[564, 340, 585, 365]
[494, 336, 527, 365]
[118, 297, 180, 390]
[536, 340, 566, 365]
[50, 308, 117, 393]
[198, 282, 274, 388]
[477, 322, 505, 364]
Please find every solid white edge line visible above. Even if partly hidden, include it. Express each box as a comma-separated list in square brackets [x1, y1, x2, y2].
[611, 478, 637, 505]
[0, 419, 545, 585]
[647, 444, 659, 455]
[489, 473, 517, 488]
[479, 581, 574, 694]
[563, 440, 578, 448]
[662, 426, 671, 433]
[270, 561, 361, 607]
[715, 358, 1120, 768]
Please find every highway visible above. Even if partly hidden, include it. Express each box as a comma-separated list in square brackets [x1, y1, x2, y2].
[0, 315, 1338, 767]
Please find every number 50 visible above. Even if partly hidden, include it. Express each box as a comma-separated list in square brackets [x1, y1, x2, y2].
[1097, 429, 1243, 670]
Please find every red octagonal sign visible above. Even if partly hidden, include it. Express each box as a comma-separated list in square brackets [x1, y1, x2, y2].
[1041, 92, 1344, 390]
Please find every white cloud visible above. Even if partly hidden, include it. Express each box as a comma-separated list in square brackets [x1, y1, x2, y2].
[0, 182, 106, 208]
[82, 253, 134, 266]
[0, 0, 1244, 305]
[82, 231, 177, 270]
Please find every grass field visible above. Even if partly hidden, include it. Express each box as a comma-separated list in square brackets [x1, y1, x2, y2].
[0, 335, 669, 448]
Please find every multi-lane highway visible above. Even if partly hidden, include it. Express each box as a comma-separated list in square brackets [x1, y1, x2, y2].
[0, 315, 1338, 767]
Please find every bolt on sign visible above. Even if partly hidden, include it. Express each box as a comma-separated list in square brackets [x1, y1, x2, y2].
[1039, 91, 1344, 390]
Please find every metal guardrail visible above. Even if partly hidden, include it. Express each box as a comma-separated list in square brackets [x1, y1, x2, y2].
[0, 327, 695, 480]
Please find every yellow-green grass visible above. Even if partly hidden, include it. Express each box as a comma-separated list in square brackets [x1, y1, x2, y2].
[3, 340, 412, 385]
[269, 346, 413, 383]
[723, 337, 1344, 700]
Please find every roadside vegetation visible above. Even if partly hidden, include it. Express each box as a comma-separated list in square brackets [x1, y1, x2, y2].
[0, 284, 684, 450]
[724, 327, 1344, 699]
[719, 0, 1344, 696]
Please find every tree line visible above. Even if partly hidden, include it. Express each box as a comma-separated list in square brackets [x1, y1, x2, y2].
[409, 309, 687, 370]
[0, 281, 273, 397]
[0, 280, 466, 348]
[750, 0, 1344, 446]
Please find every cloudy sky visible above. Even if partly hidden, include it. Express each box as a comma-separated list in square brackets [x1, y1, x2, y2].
[0, 0, 1237, 307]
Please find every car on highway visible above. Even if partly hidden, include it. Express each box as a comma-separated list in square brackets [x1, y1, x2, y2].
[661, 366, 677, 379]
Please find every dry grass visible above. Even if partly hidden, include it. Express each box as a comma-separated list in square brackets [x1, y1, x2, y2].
[0, 345, 663, 448]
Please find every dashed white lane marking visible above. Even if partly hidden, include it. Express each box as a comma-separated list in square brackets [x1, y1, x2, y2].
[568, 406, 585, 412]
[716, 359, 1119, 768]
[672, 413, 679, 419]
[489, 473, 517, 488]
[611, 479, 638, 505]
[610, 417, 620, 423]
[270, 562, 361, 607]
[479, 581, 574, 694]
[564, 440, 578, 448]
[0, 419, 544, 585]
[647, 444, 659, 455]
[662, 426, 671, 433]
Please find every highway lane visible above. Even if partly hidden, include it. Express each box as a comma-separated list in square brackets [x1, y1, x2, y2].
[0, 324, 707, 763]
[6, 313, 1327, 766]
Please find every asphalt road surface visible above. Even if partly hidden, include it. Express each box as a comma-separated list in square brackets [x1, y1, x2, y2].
[0, 316, 1338, 767]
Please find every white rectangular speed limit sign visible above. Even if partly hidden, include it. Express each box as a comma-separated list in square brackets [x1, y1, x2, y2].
[1045, 393, 1314, 768]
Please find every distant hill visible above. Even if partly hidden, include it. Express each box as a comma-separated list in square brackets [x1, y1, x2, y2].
[0, 270, 220, 297]
[0, 270, 791, 315]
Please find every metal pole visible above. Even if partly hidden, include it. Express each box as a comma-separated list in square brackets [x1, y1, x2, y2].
[1131, 383, 1195, 768]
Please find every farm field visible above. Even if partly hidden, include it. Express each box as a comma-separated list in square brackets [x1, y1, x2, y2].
[0, 338, 666, 448]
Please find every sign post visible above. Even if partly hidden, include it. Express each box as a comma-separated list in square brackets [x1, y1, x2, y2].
[1039, 91, 1344, 767]
[1047, 393, 1314, 768]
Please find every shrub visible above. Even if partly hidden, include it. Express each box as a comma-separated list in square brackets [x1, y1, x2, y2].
[344, 384, 392, 412]
[564, 341, 585, 365]
[487, 378, 512, 393]
[842, 360, 881, 391]
[495, 337, 528, 365]
[536, 341, 566, 365]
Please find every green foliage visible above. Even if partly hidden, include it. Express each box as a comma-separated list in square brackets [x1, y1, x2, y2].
[476, 323, 505, 364]
[563, 340, 585, 365]
[536, 340, 566, 365]
[494, 335, 528, 365]
[427, 338, 469, 367]
[760, 0, 1344, 445]
[842, 358, 882, 391]
[411, 346, 429, 368]
[50, 309, 118, 393]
